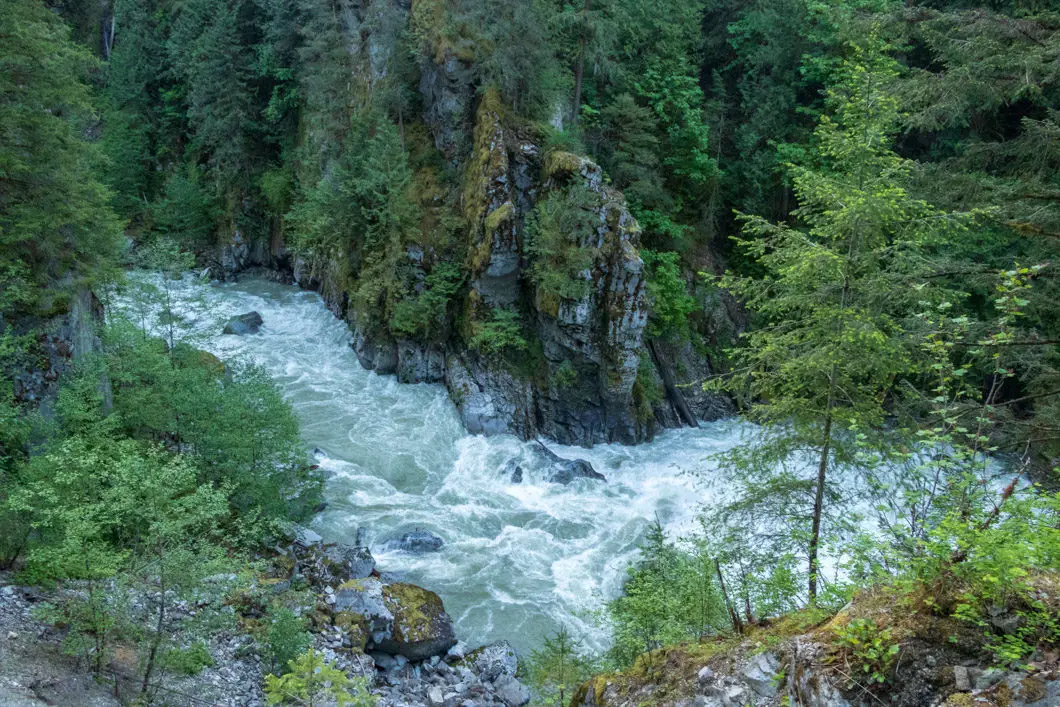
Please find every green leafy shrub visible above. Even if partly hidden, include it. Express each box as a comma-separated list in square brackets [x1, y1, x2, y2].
[164, 641, 215, 675]
[100, 321, 323, 532]
[265, 608, 313, 675]
[470, 309, 528, 356]
[607, 522, 729, 669]
[265, 649, 376, 706]
[831, 619, 899, 686]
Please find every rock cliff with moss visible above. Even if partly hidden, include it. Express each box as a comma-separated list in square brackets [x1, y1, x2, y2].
[216, 0, 733, 447]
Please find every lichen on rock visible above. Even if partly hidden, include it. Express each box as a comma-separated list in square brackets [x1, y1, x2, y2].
[376, 582, 457, 660]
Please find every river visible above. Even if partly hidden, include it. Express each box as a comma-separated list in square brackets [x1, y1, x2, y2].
[118, 275, 753, 655]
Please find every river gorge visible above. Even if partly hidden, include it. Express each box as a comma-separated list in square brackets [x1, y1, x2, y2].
[117, 274, 753, 656]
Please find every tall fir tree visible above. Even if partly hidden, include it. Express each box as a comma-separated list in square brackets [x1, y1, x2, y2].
[0, 0, 122, 314]
[711, 31, 970, 602]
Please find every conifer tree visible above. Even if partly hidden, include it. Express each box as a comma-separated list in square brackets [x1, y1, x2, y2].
[0, 0, 122, 314]
[712, 31, 969, 603]
[103, 0, 166, 218]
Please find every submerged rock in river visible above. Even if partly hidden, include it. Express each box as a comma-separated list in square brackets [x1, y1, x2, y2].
[222, 311, 263, 335]
[502, 459, 523, 483]
[533, 441, 606, 485]
[549, 458, 606, 485]
[381, 529, 445, 553]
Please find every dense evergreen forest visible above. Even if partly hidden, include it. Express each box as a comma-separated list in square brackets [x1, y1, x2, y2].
[1, 0, 1059, 704]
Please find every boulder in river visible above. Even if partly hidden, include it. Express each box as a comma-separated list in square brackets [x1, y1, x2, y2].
[323, 544, 376, 580]
[222, 311, 263, 335]
[503, 460, 524, 484]
[549, 458, 606, 485]
[533, 441, 605, 484]
[381, 529, 444, 553]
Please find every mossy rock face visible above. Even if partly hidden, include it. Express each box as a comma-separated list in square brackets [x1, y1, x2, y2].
[334, 611, 370, 652]
[376, 582, 457, 660]
[333, 578, 393, 646]
[544, 150, 586, 179]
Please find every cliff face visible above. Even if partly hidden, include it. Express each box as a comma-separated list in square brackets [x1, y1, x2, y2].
[444, 93, 652, 445]
[9, 288, 108, 415]
[217, 0, 733, 447]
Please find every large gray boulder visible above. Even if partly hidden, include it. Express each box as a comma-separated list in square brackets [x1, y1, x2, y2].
[222, 311, 263, 335]
[374, 583, 457, 661]
[334, 578, 393, 646]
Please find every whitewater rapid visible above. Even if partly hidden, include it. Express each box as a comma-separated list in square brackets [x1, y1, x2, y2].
[117, 276, 752, 654]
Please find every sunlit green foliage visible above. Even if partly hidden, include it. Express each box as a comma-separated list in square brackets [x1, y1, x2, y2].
[265, 608, 314, 676]
[526, 184, 598, 302]
[526, 628, 597, 706]
[606, 522, 729, 668]
[265, 649, 376, 706]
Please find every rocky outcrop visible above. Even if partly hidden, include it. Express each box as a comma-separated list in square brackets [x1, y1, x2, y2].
[439, 94, 655, 445]
[212, 3, 737, 448]
[221, 311, 263, 335]
[573, 589, 1060, 707]
[10, 288, 108, 412]
[419, 49, 476, 163]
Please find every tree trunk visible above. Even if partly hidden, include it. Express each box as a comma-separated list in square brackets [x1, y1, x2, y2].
[570, 0, 590, 126]
[647, 339, 699, 428]
[808, 411, 833, 603]
[714, 558, 743, 634]
[140, 574, 166, 698]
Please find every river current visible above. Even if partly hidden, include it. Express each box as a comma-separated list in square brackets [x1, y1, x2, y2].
[119, 275, 753, 654]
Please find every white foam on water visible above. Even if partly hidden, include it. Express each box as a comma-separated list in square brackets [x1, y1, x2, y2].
[111, 275, 768, 653]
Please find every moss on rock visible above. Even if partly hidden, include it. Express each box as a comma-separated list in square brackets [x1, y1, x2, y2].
[334, 611, 370, 652]
[544, 150, 586, 179]
[376, 582, 457, 660]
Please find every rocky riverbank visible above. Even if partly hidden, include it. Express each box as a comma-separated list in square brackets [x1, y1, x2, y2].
[0, 529, 532, 707]
[572, 582, 1060, 707]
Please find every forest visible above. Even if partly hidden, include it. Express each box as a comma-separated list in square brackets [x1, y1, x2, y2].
[1, 0, 1058, 705]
